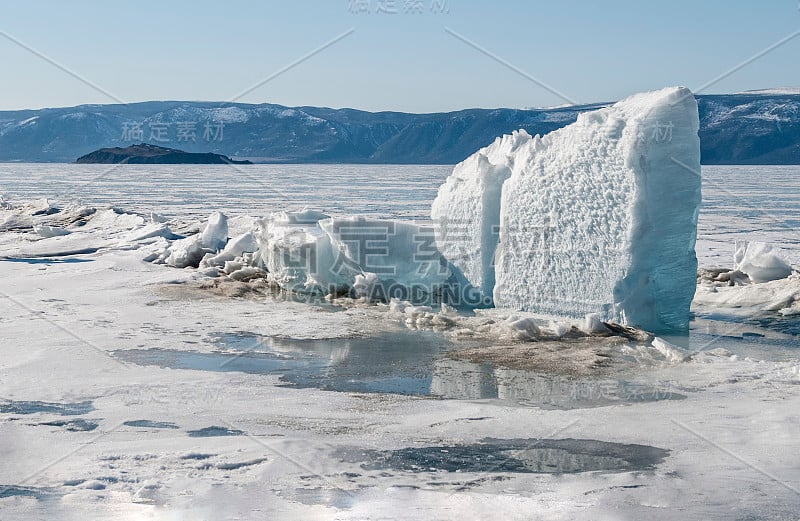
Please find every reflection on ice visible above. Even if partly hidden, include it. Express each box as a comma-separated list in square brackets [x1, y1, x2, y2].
[0, 256, 94, 264]
[113, 329, 686, 408]
[0, 399, 94, 416]
[432, 358, 685, 407]
[0, 485, 56, 500]
[339, 438, 670, 474]
[285, 487, 358, 510]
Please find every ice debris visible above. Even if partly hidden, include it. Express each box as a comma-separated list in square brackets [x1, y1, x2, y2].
[733, 241, 792, 283]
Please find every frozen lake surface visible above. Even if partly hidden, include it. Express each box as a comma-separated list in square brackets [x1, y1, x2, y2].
[1, 163, 799, 266]
[1, 163, 799, 520]
[0, 163, 451, 220]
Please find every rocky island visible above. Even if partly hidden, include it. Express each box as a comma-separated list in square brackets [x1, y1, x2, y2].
[75, 143, 252, 164]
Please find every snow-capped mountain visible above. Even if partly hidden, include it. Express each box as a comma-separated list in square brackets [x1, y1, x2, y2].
[0, 93, 798, 164]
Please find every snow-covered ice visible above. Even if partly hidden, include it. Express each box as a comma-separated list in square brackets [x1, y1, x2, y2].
[693, 241, 800, 322]
[33, 224, 70, 238]
[159, 211, 231, 268]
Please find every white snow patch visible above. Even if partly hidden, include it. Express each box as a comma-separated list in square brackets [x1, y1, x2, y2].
[694, 275, 800, 315]
[740, 87, 800, 95]
[733, 241, 792, 283]
[33, 224, 70, 238]
[201, 232, 259, 268]
[161, 212, 230, 268]
[651, 337, 690, 363]
[125, 222, 177, 242]
[17, 116, 39, 126]
[211, 106, 250, 123]
[200, 211, 228, 251]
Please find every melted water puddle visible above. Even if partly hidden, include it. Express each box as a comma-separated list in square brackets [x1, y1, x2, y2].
[339, 438, 670, 474]
[0, 400, 94, 416]
[113, 329, 685, 409]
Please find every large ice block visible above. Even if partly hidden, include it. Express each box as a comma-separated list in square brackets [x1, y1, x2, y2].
[492, 87, 701, 332]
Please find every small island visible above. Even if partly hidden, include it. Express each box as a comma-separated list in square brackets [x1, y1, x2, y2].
[75, 143, 253, 164]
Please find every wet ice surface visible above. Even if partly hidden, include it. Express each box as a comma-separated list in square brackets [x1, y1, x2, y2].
[696, 311, 800, 337]
[186, 426, 244, 437]
[122, 419, 179, 429]
[0, 400, 94, 416]
[284, 487, 358, 510]
[340, 438, 669, 474]
[36, 419, 99, 432]
[692, 329, 800, 358]
[115, 329, 449, 396]
[698, 166, 800, 265]
[113, 329, 686, 408]
[0, 485, 56, 500]
[0, 256, 95, 264]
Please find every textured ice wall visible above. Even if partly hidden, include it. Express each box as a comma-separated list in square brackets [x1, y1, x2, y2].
[431, 130, 530, 305]
[492, 87, 701, 332]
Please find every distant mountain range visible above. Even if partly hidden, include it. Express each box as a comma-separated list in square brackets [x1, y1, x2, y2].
[1, 92, 799, 164]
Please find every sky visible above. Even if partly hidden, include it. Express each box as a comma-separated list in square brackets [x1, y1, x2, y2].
[0, 0, 798, 112]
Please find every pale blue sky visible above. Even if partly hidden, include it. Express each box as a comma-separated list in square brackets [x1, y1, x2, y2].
[1, 0, 798, 112]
